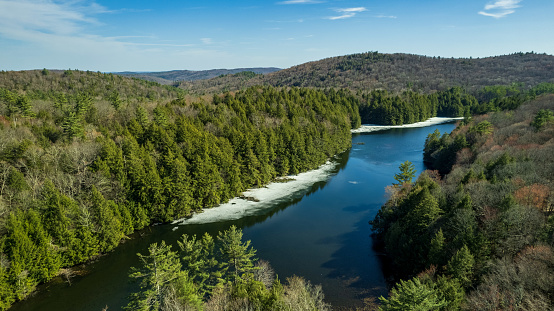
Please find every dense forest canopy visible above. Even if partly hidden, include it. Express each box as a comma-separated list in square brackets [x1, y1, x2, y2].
[372, 94, 554, 310]
[178, 52, 554, 95]
[0, 70, 358, 309]
[1, 50, 553, 310]
[124, 226, 330, 310]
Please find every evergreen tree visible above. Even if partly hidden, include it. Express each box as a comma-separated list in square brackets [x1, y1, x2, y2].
[446, 245, 474, 287]
[179, 233, 221, 296]
[217, 226, 257, 284]
[126, 241, 190, 310]
[394, 161, 417, 185]
[378, 277, 447, 311]
[89, 187, 123, 252]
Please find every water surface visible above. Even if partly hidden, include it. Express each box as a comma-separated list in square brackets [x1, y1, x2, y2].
[11, 123, 456, 310]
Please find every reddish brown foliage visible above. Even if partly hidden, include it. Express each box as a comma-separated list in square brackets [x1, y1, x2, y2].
[0, 115, 10, 127]
[504, 134, 520, 146]
[515, 245, 554, 265]
[514, 183, 551, 211]
[516, 143, 542, 150]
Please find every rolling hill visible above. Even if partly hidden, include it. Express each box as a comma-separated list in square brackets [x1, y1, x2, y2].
[115, 67, 281, 85]
[178, 52, 554, 94]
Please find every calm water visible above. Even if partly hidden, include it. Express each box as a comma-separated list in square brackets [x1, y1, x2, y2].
[11, 123, 456, 311]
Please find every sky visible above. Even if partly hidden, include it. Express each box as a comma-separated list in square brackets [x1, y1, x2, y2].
[0, 0, 553, 72]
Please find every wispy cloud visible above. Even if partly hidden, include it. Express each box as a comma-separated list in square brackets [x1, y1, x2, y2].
[277, 0, 323, 4]
[326, 7, 367, 20]
[0, 1, 191, 49]
[374, 14, 397, 19]
[0, 0, 199, 70]
[478, 0, 521, 18]
[0, 0, 102, 37]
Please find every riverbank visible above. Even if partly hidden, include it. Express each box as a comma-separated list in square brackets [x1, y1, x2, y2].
[172, 160, 338, 225]
[173, 117, 462, 226]
[351, 117, 463, 134]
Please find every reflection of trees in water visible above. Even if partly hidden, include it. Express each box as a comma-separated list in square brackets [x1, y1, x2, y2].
[215, 149, 351, 231]
[320, 211, 389, 308]
[154, 148, 352, 247]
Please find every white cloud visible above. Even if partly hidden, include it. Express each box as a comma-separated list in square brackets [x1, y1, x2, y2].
[0, 0, 100, 37]
[0, 0, 199, 71]
[201, 38, 213, 45]
[484, 0, 521, 10]
[326, 7, 367, 20]
[478, 0, 521, 18]
[0, 1, 171, 47]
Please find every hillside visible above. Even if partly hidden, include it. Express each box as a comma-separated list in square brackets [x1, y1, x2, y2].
[0, 69, 358, 310]
[115, 67, 281, 85]
[179, 52, 554, 95]
[372, 94, 554, 310]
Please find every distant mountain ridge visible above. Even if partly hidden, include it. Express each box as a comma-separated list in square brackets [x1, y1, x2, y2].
[177, 52, 554, 94]
[115, 67, 281, 85]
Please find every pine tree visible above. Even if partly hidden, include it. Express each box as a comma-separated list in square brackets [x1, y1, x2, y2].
[378, 277, 446, 311]
[217, 226, 257, 283]
[126, 241, 184, 310]
[446, 245, 474, 287]
[40, 180, 74, 252]
[179, 233, 221, 296]
[394, 161, 416, 185]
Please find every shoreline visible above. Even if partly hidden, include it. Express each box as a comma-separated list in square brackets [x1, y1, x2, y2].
[351, 117, 463, 134]
[172, 160, 338, 225]
[173, 116, 462, 226]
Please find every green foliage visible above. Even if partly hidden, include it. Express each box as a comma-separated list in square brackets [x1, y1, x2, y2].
[378, 277, 447, 311]
[469, 120, 493, 135]
[126, 241, 199, 311]
[178, 233, 220, 296]
[377, 95, 554, 310]
[428, 229, 446, 266]
[89, 187, 124, 253]
[446, 245, 475, 287]
[394, 160, 416, 185]
[129, 226, 329, 310]
[531, 109, 554, 131]
[423, 131, 468, 174]
[217, 225, 257, 283]
[0, 72, 355, 309]
[358, 87, 475, 126]
[373, 174, 444, 274]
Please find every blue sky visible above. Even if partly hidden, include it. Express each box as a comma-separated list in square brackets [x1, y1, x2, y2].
[0, 0, 553, 72]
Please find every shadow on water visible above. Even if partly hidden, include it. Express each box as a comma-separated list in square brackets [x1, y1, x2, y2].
[11, 150, 351, 311]
[319, 204, 389, 307]
[12, 124, 457, 311]
[195, 149, 351, 232]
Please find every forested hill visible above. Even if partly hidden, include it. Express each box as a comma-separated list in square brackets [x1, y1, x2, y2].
[179, 52, 554, 94]
[372, 94, 554, 310]
[115, 67, 281, 85]
[0, 69, 359, 309]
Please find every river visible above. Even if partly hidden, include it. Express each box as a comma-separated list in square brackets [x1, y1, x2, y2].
[11, 122, 457, 311]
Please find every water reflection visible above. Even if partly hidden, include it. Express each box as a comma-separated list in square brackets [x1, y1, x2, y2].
[11, 123, 457, 311]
